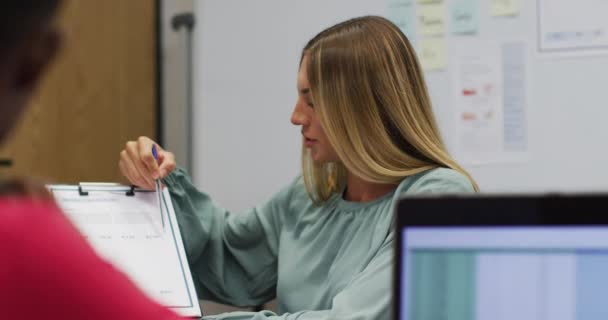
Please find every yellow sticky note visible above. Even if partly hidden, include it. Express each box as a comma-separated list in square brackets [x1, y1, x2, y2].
[418, 2, 446, 36]
[418, 38, 447, 71]
[491, 0, 519, 17]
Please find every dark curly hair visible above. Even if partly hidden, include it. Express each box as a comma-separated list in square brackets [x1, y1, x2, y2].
[0, 0, 61, 52]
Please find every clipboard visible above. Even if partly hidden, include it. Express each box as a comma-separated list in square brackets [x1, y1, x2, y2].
[48, 183, 202, 318]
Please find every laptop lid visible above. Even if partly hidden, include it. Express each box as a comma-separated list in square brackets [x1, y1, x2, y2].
[394, 194, 608, 320]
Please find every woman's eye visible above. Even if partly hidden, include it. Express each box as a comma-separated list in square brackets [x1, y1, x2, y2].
[307, 102, 314, 108]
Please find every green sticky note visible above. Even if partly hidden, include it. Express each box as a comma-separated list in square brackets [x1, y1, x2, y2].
[388, 0, 417, 43]
[451, 0, 479, 35]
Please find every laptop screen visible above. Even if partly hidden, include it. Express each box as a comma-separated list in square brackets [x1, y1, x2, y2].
[400, 226, 608, 320]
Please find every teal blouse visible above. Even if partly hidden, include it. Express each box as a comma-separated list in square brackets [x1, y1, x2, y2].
[163, 167, 475, 320]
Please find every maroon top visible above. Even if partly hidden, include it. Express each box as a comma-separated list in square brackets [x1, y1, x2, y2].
[0, 199, 185, 320]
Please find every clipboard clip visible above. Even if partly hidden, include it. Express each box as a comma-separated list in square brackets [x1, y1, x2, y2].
[77, 182, 136, 197]
[126, 185, 136, 196]
[78, 185, 89, 196]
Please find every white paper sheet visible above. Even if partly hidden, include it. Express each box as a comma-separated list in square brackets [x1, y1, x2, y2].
[50, 185, 201, 318]
[452, 41, 529, 165]
[453, 43, 505, 165]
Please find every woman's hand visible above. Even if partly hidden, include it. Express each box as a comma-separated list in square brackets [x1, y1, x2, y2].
[118, 136, 176, 190]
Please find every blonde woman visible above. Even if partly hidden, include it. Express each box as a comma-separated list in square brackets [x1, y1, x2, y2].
[120, 16, 477, 320]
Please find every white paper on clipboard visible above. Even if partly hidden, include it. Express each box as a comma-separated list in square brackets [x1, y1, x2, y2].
[49, 184, 201, 318]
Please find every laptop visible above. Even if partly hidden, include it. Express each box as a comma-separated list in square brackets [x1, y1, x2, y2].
[394, 194, 608, 320]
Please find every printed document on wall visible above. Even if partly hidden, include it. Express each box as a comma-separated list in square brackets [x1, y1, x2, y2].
[502, 42, 528, 156]
[538, 0, 608, 56]
[452, 41, 528, 165]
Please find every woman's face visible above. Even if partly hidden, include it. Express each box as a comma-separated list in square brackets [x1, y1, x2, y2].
[290, 55, 339, 163]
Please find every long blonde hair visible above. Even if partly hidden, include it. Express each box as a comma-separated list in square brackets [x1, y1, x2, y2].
[301, 16, 479, 203]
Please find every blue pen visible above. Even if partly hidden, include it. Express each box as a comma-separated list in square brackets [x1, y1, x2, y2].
[152, 145, 165, 230]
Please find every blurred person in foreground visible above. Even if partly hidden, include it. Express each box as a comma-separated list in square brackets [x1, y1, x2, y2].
[0, 1, 186, 319]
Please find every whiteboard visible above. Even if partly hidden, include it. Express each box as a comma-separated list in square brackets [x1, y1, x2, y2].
[191, 0, 608, 212]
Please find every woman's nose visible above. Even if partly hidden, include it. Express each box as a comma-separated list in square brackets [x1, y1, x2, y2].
[291, 104, 309, 126]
